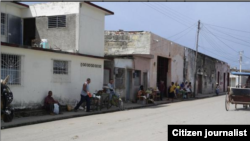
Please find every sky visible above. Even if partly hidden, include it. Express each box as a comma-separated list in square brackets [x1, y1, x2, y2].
[22, 2, 250, 70]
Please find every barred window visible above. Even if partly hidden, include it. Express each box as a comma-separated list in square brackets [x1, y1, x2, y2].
[48, 15, 66, 28]
[1, 54, 21, 85]
[1, 13, 6, 35]
[53, 60, 68, 74]
[115, 68, 125, 88]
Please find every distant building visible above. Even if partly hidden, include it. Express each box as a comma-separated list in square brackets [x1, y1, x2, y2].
[104, 30, 230, 101]
[229, 69, 250, 87]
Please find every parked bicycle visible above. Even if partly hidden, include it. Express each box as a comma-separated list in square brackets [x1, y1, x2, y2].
[104, 93, 123, 110]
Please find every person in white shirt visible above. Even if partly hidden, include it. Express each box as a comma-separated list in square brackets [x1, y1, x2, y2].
[107, 79, 119, 100]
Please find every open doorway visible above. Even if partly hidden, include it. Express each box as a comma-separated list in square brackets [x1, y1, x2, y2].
[23, 18, 36, 46]
[223, 73, 226, 92]
[157, 56, 168, 97]
[143, 72, 148, 90]
[126, 70, 132, 102]
[198, 75, 202, 94]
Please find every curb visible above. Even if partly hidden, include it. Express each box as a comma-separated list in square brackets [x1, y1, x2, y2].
[1, 94, 225, 129]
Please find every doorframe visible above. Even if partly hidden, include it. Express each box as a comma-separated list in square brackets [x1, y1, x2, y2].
[126, 69, 133, 102]
[198, 74, 203, 94]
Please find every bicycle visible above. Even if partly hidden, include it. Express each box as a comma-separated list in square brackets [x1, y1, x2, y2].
[103, 93, 124, 110]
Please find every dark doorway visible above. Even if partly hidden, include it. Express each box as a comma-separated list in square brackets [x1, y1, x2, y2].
[227, 73, 230, 87]
[143, 72, 148, 90]
[198, 75, 202, 94]
[23, 18, 36, 46]
[223, 73, 226, 92]
[126, 70, 132, 102]
[217, 71, 220, 84]
[157, 56, 168, 97]
[8, 14, 22, 44]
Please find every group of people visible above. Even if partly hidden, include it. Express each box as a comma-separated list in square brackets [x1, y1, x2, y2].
[73, 78, 119, 112]
[44, 76, 250, 114]
[43, 78, 92, 114]
[168, 81, 193, 101]
[44, 78, 120, 115]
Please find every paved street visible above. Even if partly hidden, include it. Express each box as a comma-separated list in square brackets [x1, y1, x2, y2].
[2, 95, 250, 141]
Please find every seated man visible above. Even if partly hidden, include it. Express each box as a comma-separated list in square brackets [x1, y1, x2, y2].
[44, 91, 63, 115]
[138, 85, 147, 101]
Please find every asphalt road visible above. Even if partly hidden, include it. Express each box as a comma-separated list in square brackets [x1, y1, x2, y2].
[1, 95, 250, 141]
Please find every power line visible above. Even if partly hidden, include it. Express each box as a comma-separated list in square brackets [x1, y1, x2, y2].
[203, 26, 239, 53]
[172, 26, 196, 41]
[205, 25, 250, 45]
[199, 45, 238, 63]
[204, 23, 250, 34]
[161, 3, 197, 22]
[199, 33, 238, 61]
[167, 23, 196, 39]
[203, 26, 250, 61]
[153, 3, 196, 25]
[200, 30, 232, 55]
[205, 27, 250, 59]
[202, 30, 250, 48]
[142, 3, 191, 27]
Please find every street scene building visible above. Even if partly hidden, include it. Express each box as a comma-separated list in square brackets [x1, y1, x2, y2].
[104, 30, 230, 101]
[1, 2, 114, 108]
[1, 2, 250, 141]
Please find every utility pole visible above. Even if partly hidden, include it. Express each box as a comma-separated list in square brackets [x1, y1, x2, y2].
[193, 20, 200, 98]
[239, 51, 244, 87]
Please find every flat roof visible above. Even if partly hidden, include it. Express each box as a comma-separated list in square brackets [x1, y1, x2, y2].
[1, 42, 105, 60]
[231, 72, 250, 76]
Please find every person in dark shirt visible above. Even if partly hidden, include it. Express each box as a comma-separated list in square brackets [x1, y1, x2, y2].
[44, 91, 62, 115]
[159, 81, 165, 101]
[180, 82, 185, 89]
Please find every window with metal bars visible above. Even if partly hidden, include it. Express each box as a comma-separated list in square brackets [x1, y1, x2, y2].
[1, 13, 6, 35]
[53, 60, 68, 75]
[48, 15, 66, 28]
[1, 54, 21, 85]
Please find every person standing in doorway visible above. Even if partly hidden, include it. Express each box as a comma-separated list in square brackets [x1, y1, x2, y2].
[215, 83, 220, 96]
[74, 78, 91, 112]
[159, 80, 165, 101]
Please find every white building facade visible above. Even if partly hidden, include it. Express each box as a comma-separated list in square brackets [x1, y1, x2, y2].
[1, 2, 113, 108]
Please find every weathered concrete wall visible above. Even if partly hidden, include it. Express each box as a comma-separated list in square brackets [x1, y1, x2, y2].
[104, 31, 151, 55]
[185, 47, 229, 94]
[184, 48, 196, 90]
[21, 2, 80, 18]
[113, 58, 133, 100]
[216, 61, 230, 92]
[35, 14, 76, 52]
[105, 57, 151, 101]
[2, 45, 104, 109]
[197, 54, 217, 94]
[133, 56, 151, 99]
[150, 33, 185, 88]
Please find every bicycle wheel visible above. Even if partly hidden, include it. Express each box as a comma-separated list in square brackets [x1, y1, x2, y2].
[104, 96, 112, 109]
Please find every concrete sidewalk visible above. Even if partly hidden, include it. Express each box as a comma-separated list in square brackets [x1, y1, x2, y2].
[1, 92, 225, 129]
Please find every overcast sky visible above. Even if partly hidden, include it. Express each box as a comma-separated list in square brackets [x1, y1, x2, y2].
[23, 2, 250, 70]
